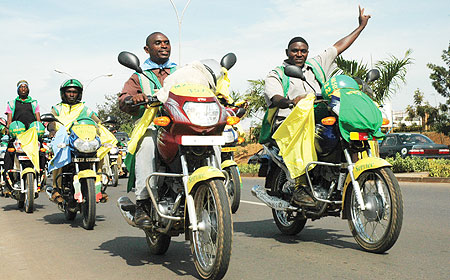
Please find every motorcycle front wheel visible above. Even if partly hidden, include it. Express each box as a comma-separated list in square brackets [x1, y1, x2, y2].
[224, 166, 241, 214]
[24, 173, 35, 213]
[272, 169, 306, 235]
[80, 178, 96, 230]
[111, 164, 119, 187]
[347, 167, 403, 253]
[190, 179, 232, 280]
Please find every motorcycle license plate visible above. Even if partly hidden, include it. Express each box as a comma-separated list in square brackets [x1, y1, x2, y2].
[18, 156, 30, 160]
[181, 135, 225, 146]
[73, 157, 99, 162]
[221, 147, 237, 152]
[110, 155, 118, 159]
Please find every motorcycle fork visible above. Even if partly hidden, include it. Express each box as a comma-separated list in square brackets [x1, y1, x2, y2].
[180, 154, 200, 232]
[343, 149, 366, 211]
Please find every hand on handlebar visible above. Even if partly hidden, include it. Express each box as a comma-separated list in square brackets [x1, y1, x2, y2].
[124, 94, 160, 107]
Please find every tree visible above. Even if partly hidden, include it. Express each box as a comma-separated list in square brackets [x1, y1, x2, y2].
[96, 92, 134, 133]
[334, 49, 414, 104]
[405, 89, 438, 131]
[243, 79, 267, 120]
[427, 42, 450, 100]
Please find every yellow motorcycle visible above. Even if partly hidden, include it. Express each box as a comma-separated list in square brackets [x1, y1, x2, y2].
[117, 51, 235, 279]
[252, 67, 403, 253]
[42, 114, 105, 230]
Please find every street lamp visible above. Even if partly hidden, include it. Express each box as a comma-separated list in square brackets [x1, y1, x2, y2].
[85, 73, 113, 89]
[54, 69, 113, 89]
[54, 69, 73, 78]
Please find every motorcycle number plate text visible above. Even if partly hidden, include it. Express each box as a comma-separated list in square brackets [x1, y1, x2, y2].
[181, 135, 225, 146]
[73, 157, 99, 162]
[18, 156, 30, 160]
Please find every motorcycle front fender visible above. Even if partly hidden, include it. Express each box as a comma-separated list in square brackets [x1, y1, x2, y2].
[20, 167, 36, 177]
[221, 159, 237, 169]
[341, 157, 392, 208]
[78, 169, 97, 179]
[187, 166, 225, 194]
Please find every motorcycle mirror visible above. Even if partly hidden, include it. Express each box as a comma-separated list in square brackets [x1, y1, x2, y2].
[40, 113, 58, 123]
[236, 107, 246, 118]
[365, 69, 380, 83]
[220, 53, 237, 70]
[284, 65, 306, 81]
[118, 51, 143, 73]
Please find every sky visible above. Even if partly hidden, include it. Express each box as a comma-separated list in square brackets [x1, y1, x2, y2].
[1, 0, 449, 124]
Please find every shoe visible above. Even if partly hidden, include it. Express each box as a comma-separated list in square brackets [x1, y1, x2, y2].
[100, 192, 108, 203]
[292, 186, 316, 207]
[51, 190, 64, 203]
[135, 200, 151, 227]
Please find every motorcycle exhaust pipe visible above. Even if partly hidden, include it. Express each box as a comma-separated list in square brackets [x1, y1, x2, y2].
[116, 196, 137, 227]
[45, 186, 53, 200]
[251, 185, 297, 211]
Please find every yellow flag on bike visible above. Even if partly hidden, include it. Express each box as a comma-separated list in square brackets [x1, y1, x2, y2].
[17, 126, 40, 170]
[97, 123, 118, 160]
[272, 93, 316, 178]
[125, 106, 158, 192]
[215, 67, 234, 104]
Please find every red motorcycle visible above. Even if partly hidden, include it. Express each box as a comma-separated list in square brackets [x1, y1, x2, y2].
[117, 51, 236, 280]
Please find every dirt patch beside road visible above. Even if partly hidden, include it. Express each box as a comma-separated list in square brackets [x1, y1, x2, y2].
[234, 143, 263, 164]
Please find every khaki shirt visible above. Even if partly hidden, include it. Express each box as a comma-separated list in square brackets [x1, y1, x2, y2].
[264, 46, 338, 118]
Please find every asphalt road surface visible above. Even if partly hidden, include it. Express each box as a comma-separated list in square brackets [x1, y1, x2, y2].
[0, 177, 449, 280]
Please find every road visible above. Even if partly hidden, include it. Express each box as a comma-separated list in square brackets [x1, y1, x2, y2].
[0, 178, 449, 280]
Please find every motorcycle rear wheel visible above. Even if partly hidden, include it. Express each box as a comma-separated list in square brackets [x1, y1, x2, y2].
[224, 166, 241, 214]
[347, 167, 403, 253]
[24, 173, 35, 213]
[111, 165, 119, 187]
[271, 169, 306, 235]
[145, 230, 171, 255]
[80, 178, 96, 230]
[190, 179, 232, 280]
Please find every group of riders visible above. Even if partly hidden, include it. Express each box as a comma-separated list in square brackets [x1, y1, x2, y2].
[2, 4, 371, 240]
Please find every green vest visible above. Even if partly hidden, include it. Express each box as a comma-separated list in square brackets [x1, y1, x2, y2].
[134, 68, 176, 119]
[258, 61, 327, 144]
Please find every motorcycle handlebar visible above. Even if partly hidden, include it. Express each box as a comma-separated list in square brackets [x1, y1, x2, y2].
[124, 95, 161, 107]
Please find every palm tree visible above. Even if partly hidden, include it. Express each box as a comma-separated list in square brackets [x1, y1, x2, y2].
[333, 49, 414, 104]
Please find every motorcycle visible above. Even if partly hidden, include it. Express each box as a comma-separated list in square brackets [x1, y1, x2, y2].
[117, 51, 235, 280]
[0, 135, 8, 196]
[3, 121, 45, 213]
[220, 103, 246, 213]
[252, 66, 403, 253]
[42, 114, 105, 230]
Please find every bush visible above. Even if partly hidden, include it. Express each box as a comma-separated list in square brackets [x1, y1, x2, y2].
[428, 160, 450, 177]
[385, 153, 450, 177]
[238, 163, 260, 174]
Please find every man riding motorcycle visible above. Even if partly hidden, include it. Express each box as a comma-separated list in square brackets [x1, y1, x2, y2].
[47, 79, 107, 203]
[3, 80, 42, 194]
[119, 31, 176, 227]
[262, 6, 371, 206]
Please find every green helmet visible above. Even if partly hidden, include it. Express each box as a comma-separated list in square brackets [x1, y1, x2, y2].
[29, 121, 45, 138]
[60, 79, 83, 103]
[9, 121, 26, 138]
[321, 75, 360, 101]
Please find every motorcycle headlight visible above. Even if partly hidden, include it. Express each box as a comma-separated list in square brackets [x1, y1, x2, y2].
[110, 147, 119, 155]
[183, 102, 220, 126]
[73, 138, 101, 153]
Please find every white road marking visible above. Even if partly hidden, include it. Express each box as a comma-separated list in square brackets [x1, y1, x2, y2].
[241, 200, 266, 206]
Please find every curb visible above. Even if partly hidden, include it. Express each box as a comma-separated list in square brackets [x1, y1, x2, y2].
[396, 176, 450, 183]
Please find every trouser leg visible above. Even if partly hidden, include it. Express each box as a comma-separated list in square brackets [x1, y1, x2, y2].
[135, 128, 158, 201]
